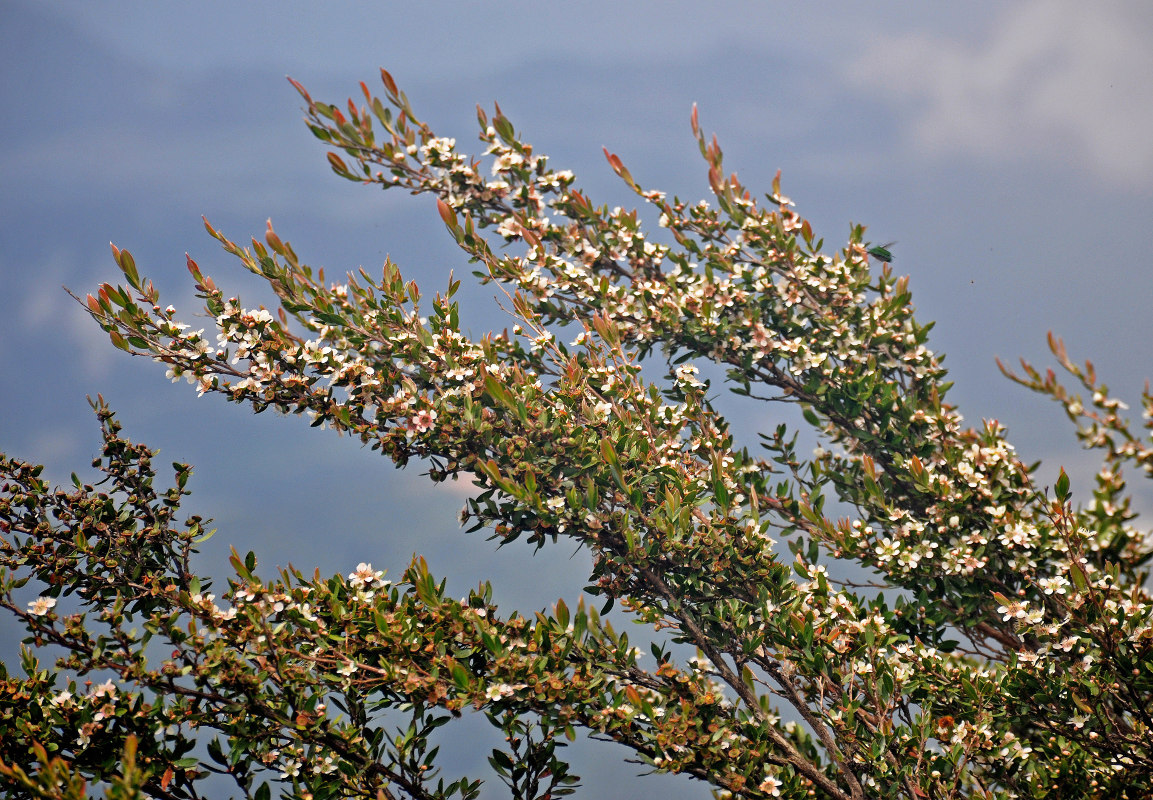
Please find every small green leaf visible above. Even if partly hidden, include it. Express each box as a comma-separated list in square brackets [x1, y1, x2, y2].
[120, 249, 140, 288]
[493, 115, 515, 144]
[484, 374, 515, 408]
[108, 330, 131, 352]
[1069, 561, 1089, 592]
[490, 748, 514, 770]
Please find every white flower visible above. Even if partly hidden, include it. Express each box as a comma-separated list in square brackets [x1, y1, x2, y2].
[316, 755, 338, 775]
[234, 586, 258, 603]
[492, 151, 525, 174]
[758, 775, 783, 796]
[348, 562, 386, 589]
[91, 679, 116, 700]
[486, 683, 515, 701]
[419, 137, 456, 160]
[27, 596, 56, 616]
[998, 600, 1028, 621]
[497, 218, 521, 239]
[674, 364, 704, 387]
[874, 537, 900, 562]
[408, 408, 437, 433]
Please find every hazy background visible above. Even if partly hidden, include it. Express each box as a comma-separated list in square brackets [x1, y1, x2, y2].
[2, 2, 1151, 796]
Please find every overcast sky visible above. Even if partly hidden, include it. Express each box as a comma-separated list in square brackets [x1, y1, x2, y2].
[2, 2, 1152, 795]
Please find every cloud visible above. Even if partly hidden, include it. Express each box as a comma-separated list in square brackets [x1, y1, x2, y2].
[12, 249, 118, 380]
[849, 0, 1153, 188]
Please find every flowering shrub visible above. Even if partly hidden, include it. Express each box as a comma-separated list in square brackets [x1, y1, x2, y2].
[2, 69, 1152, 799]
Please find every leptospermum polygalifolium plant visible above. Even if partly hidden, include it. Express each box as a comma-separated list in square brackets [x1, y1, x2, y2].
[2, 68, 1152, 800]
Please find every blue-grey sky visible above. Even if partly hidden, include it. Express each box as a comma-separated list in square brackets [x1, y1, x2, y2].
[2, 2, 1152, 795]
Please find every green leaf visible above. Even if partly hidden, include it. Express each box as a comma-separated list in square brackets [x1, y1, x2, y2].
[450, 660, 470, 689]
[120, 249, 140, 288]
[490, 748, 514, 774]
[1069, 561, 1089, 592]
[493, 115, 516, 144]
[229, 549, 251, 581]
[108, 330, 131, 352]
[484, 373, 515, 408]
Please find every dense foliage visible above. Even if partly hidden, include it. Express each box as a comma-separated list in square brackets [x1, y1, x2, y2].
[2, 69, 1152, 800]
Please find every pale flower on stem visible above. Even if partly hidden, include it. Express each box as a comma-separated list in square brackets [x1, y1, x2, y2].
[26, 596, 56, 616]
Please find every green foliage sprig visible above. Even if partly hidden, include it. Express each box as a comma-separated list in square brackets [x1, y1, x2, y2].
[3, 69, 1153, 799]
